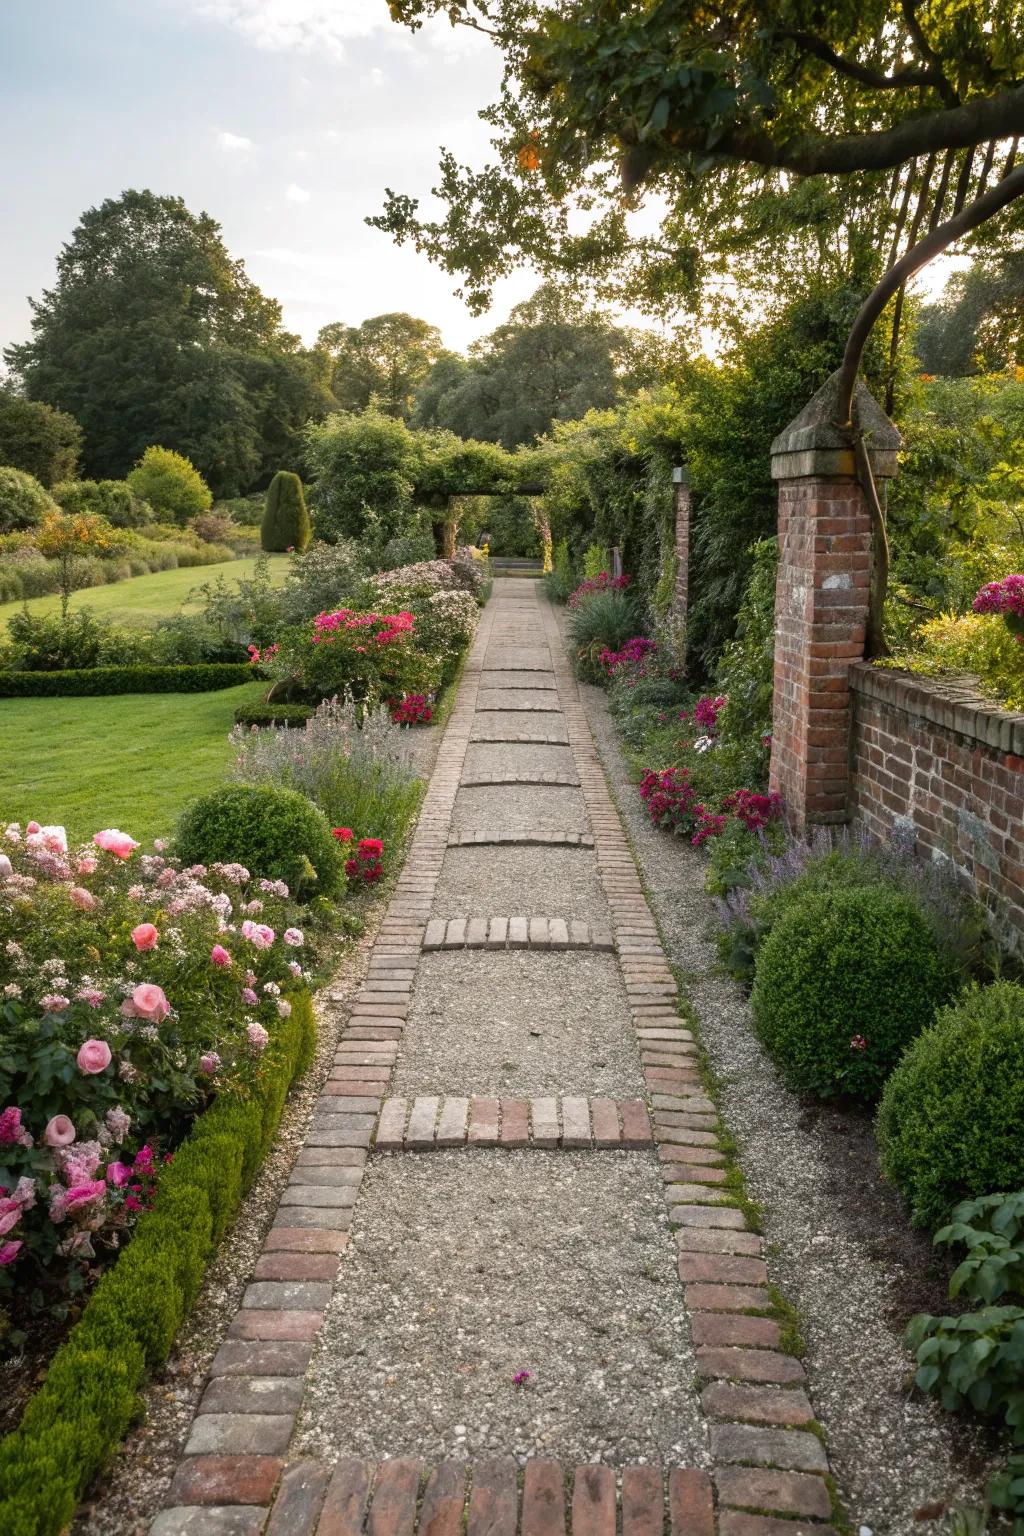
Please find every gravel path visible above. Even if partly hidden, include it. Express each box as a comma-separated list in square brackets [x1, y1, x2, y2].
[462, 743, 579, 782]
[295, 1151, 707, 1468]
[452, 784, 589, 832]
[574, 666, 993, 1532]
[432, 846, 609, 919]
[394, 952, 642, 1097]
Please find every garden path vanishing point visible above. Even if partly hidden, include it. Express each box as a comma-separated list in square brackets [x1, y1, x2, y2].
[149, 578, 844, 1536]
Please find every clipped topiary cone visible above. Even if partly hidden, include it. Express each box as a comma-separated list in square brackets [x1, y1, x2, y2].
[262, 470, 311, 552]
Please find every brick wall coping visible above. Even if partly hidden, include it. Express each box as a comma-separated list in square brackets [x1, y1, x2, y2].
[850, 660, 1024, 757]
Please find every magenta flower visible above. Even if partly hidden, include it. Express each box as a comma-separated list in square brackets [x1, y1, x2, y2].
[0, 1240, 22, 1265]
[512, 1369, 531, 1386]
[210, 943, 232, 968]
[850, 1035, 867, 1051]
[106, 1162, 131, 1188]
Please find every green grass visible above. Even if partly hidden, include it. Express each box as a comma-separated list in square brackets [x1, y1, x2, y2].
[1, 556, 289, 631]
[0, 682, 268, 845]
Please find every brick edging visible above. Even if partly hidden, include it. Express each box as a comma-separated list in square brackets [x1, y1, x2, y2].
[374, 1095, 653, 1151]
[849, 659, 1024, 756]
[422, 915, 613, 952]
[537, 597, 840, 1535]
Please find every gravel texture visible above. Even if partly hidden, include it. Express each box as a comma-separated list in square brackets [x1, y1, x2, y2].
[394, 951, 642, 1097]
[432, 846, 608, 920]
[462, 743, 579, 782]
[452, 784, 589, 836]
[477, 689, 561, 710]
[296, 1150, 708, 1468]
[575, 667, 996, 1532]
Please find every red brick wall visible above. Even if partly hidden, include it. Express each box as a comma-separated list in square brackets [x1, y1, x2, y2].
[768, 478, 871, 826]
[849, 663, 1024, 948]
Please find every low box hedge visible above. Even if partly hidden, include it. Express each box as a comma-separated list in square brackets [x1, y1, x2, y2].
[0, 987, 316, 1536]
[0, 663, 263, 697]
[233, 702, 314, 729]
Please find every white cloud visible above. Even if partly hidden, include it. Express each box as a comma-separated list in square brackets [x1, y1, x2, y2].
[367, 66, 385, 88]
[192, 1, 385, 57]
[285, 182, 311, 203]
[218, 129, 253, 151]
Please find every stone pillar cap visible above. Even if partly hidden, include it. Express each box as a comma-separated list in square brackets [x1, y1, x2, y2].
[770, 371, 901, 481]
[672, 465, 690, 485]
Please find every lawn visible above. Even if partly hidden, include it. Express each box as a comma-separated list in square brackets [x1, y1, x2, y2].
[0, 555, 290, 630]
[0, 682, 268, 845]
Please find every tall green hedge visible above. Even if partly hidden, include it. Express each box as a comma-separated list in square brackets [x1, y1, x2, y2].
[262, 470, 311, 553]
[0, 989, 316, 1535]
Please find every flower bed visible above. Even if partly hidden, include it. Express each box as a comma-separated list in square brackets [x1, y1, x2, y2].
[0, 820, 313, 1340]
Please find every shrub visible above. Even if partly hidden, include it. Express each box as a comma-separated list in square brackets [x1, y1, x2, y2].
[750, 885, 955, 1103]
[175, 783, 346, 897]
[0, 391, 81, 487]
[191, 510, 236, 546]
[213, 493, 265, 527]
[5, 609, 111, 671]
[269, 605, 434, 706]
[542, 538, 575, 603]
[233, 703, 314, 729]
[52, 479, 151, 528]
[567, 588, 638, 682]
[0, 663, 257, 697]
[0, 467, 57, 533]
[230, 696, 421, 851]
[278, 540, 366, 626]
[895, 609, 1024, 712]
[877, 981, 1024, 1228]
[715, 537, 777, 756]
[262, 471, 311, 553]
[127, 447, 212, 525]
[0, 988, 314, 1536]
[377, 531, 435, 570]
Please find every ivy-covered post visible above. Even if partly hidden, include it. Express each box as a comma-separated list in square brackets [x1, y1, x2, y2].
[672, 466, 690, 641]
[768, 372, 901, 828]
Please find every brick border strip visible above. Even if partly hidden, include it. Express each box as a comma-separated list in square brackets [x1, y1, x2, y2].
[150, 601, 500, 1533]
[447, 828, 593, 848]
[469, 730, 570, 745]
[537, 596, 840, 1536]
[374, 1095, 653, 1151]
[167, 1455, 714, 1536]
[422, 915, 613, 952]
[460, 772, 581, 788]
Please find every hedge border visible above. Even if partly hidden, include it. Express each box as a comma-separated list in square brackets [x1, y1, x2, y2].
[233, 703, 314, 729]
[0, 663, 264, 697]
[0, 988, 316, 1536]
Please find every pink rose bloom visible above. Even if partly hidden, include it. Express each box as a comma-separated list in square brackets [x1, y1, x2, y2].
[25, 821, 41, 834]
[0, 854, 12, 878]
[76, 856, 98, 875]
[241, 987, 259, 1006]
[199, 1051, 221, 1075]
[132, 983, 170, 1022]
[131, 922, 159, 951]
[283, 928, 304, 947]
[77, 1039, 113, 1075]
[0, 1240, 22, 1265]
[210, 944, 232, 968]
[41, 825, 68, 853]
[246, 1022, 269, 1050]
[69, 886, 97, 911]
[93, 828, 139, 860]
[241, 920, 275, 950]
[106, 1162, 131, 1188]
[65, 1180, 107, 1213]
[44, 1114, 76, 1147]
[0, 1204, 20, 1237]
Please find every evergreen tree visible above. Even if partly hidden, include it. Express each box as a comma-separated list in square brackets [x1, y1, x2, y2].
[262, 470, 311, 552]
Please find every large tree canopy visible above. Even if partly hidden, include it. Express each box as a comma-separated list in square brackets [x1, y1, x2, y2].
[376, 2, 1024, 326]
[916, 253, 1024, 374]
[317, 312, 444, 419]
[413, 282, 670, 447]
[4, 190, 335, 496]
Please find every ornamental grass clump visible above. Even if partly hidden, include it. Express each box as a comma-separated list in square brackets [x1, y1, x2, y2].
[750, 884, 957, 1104]
[877, 980, 1024, 1229]
[567, 587, 638, 682]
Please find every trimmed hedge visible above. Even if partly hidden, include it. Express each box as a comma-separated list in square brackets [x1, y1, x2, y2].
[234, 702, 314, 729]
[877, 980, 1024, 1229]
[176, 783, 346, 897]
[0, 663, 261, 697]
[0, 988, 316, 1536]
[750, 884, 955, 1103]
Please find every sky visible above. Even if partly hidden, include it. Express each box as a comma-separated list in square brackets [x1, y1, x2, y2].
[0, 1, 962, 364]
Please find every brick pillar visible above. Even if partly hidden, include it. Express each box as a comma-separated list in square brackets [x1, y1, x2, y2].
[672, 466, 690, 628]
[768, 373, 901, 829]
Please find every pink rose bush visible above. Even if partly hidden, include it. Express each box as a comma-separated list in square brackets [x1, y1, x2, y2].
[0, 818, 312, 1335]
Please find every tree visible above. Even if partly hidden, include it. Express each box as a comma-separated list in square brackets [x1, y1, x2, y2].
[303, 408, 419, 546]
[380, 2, 1024, 655]
[413, 283, 667, 447]
[127, 446, 212, 525]
[0, 390, 81, 486]
[0, 466, 58, 534]
[262, 471, 311, 552]
[35, 510, 117, 619]
[3, 190, 313, 496]
[916, 254, 1024, 374]
[317, 313, 444, 420]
